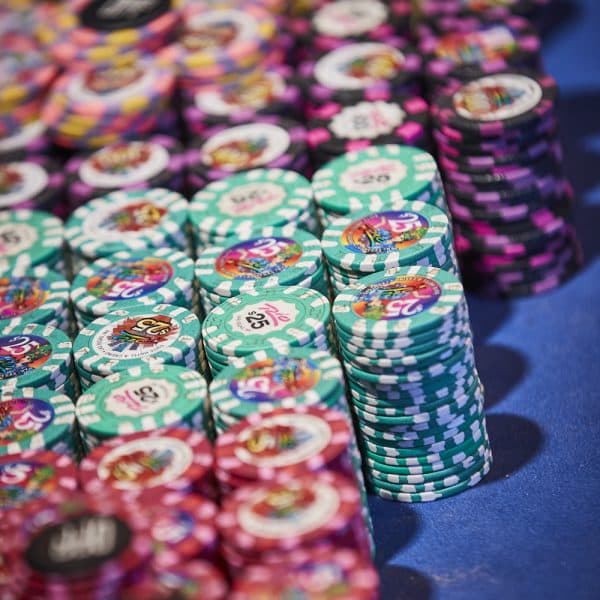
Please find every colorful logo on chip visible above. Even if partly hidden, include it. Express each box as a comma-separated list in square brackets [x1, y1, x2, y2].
[0, 334, 52, 379]
[106, 315, 178, 353]
[0, 165, 22, 195]
[0, 460, 56, 509]
[90, 142, 152, 175]
[254, 485, 316, 520]
[230, 357, 321, 402]
[182, 21, 238, 50]
[215, 237, 302, 280]
[86, 258, 173, 301]
[221, 72, 279, 111]
[341, 211, 428, 254]
[435, 25, 517, 65]
[101, 202, 166, 233]
[151, 510, 195, 546]
[352, 274, 442, 320]
[0, 277, 49, 319]
[0, 398, 55, 445]
[85, 64, 144, 94]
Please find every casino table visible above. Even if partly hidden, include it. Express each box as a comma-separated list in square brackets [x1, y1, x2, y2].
[371, 1, 600, 598]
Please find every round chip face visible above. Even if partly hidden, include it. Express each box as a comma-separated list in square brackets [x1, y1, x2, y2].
[313, 0, 388, 38]
[78, 0, 171, 31]
[0, 162, 47, 209]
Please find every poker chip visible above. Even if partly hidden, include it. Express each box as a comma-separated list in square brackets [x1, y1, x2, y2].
[312, 144, 447, 229]
[321, 201, 458, 294]
[122, 560, 228, 600]
[0, 387, 77, 457]
[5, 492, 153, 599]
[201, 286, 332, 375]
[75, 364, 208, 452]
[0, 450, 78, 512]
[64, 135, 186, 209]
[331, 266, 493, 501]
[217, 471, 371, 573]
[432, 72, 581, 297]
[0, 210, 65, 276]
[79, 427, 214, 501]
[0, 266, 70, 332]
[35, 0, 182, 70]
[189, 168, 318, 250]
[42, 58, 177, 150]
[298, 41, 422, 113]
[70, 247, 195, 329]
[73, 303, 201, 390]
[0, 323, 75, 397]
[183, 65, 303, 137]
[186, 116, 309, 191]
[307, 97, 432, 169]
[419, 14, 542, 95]
[0, 157, 66, 217]
[195, 228, 326, 312]
[0, 120, 50, 161]
[230, 545, 379, 600]
[64, 188, 189, 270]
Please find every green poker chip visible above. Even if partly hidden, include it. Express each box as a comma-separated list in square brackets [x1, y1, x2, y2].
[0, 323, 73, 392]
[73, 302, 201, 384]
[75, 364, 208, 441]
[195, 228, 323, 298]
[202, 286, 331, 358]
[209, 348, 347, 423]
[189, 168, 317, 248]
[70, 247, 195, 328]
[0, 386, 76, 456]
[64, 188, 190, 265]
[0, 210, 65, 273]
[321, 201, 453, 280]
[312, 145, 445, 227]
[0, 266, 70, 332]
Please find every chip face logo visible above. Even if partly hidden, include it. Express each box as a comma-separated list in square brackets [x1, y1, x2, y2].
[0, 398, 55, 445]
[101, 203, 166, 233]
[0, 276, 49, 319]
[85, 65, 144, 94]
[0, 163, 48, 209]
[0, 334, 52, 378]
[0, 460, 57, 509]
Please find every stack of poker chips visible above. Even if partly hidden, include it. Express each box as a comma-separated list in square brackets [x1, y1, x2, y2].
[186, 116, 309, 192]
[78, 427, 215, 501]
[64, 136, 186, 209]
[70, 247, 195, 329]
[201, 286, 334, 376]
[195, 228, 326, 313]
[41, 58, 177, 150]
[298, 40, 422, 117]
[312, 145, 448, 229]
[75, 364, 209, 453]
[0, 388, 78, 458]
[189, 169, 319, 251]
[306, 96, 432, 169]
[35, 0, 182, 70]
[230, 546, 379, 599]
[0, 450, 78, 512]
[0, 157, 66, 217]
[432, 71, 581, 297]
[64, 188, 190, 272]
[0, 266, 70, 333]
[332, 266, 492, 502]
[183, 64, 303, 138]
[217, 471, 372, 575]
[418, 13, 542, 97]
[289, 0, 411, 63]
[0, 323, 76, 398]
[73, 303, 202, 390]
[0, 210, 65, 274]
[321, 200, 458, 295]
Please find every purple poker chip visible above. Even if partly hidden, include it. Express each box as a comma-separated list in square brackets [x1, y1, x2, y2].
[186, 116, 308, 191]
[0, 121, 51, 162]
[306, 96, 431, 168]
[64, 135, 186, 210]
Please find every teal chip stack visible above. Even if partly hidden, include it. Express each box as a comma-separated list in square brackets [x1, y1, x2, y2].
[321, 201, 458, 295]
[0, 323, 76, 398]
[70, 247, 195, 329]
[75, 364, 209, 453]
[201, 286, 333, 376]
[0, 387, 78, 458]
[189, 168, 319, 250]
[312, 145, 447, 229]
[73, 303, 202, 390]
[0, 266, 71, 333]
[0, 210, 65, 274]
[195, 228, 327, 313]
[332, 266, 492, 502]
[64, 188, 190, 271]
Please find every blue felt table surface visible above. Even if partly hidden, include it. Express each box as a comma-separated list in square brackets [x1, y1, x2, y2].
[372, 2, 600, 598]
